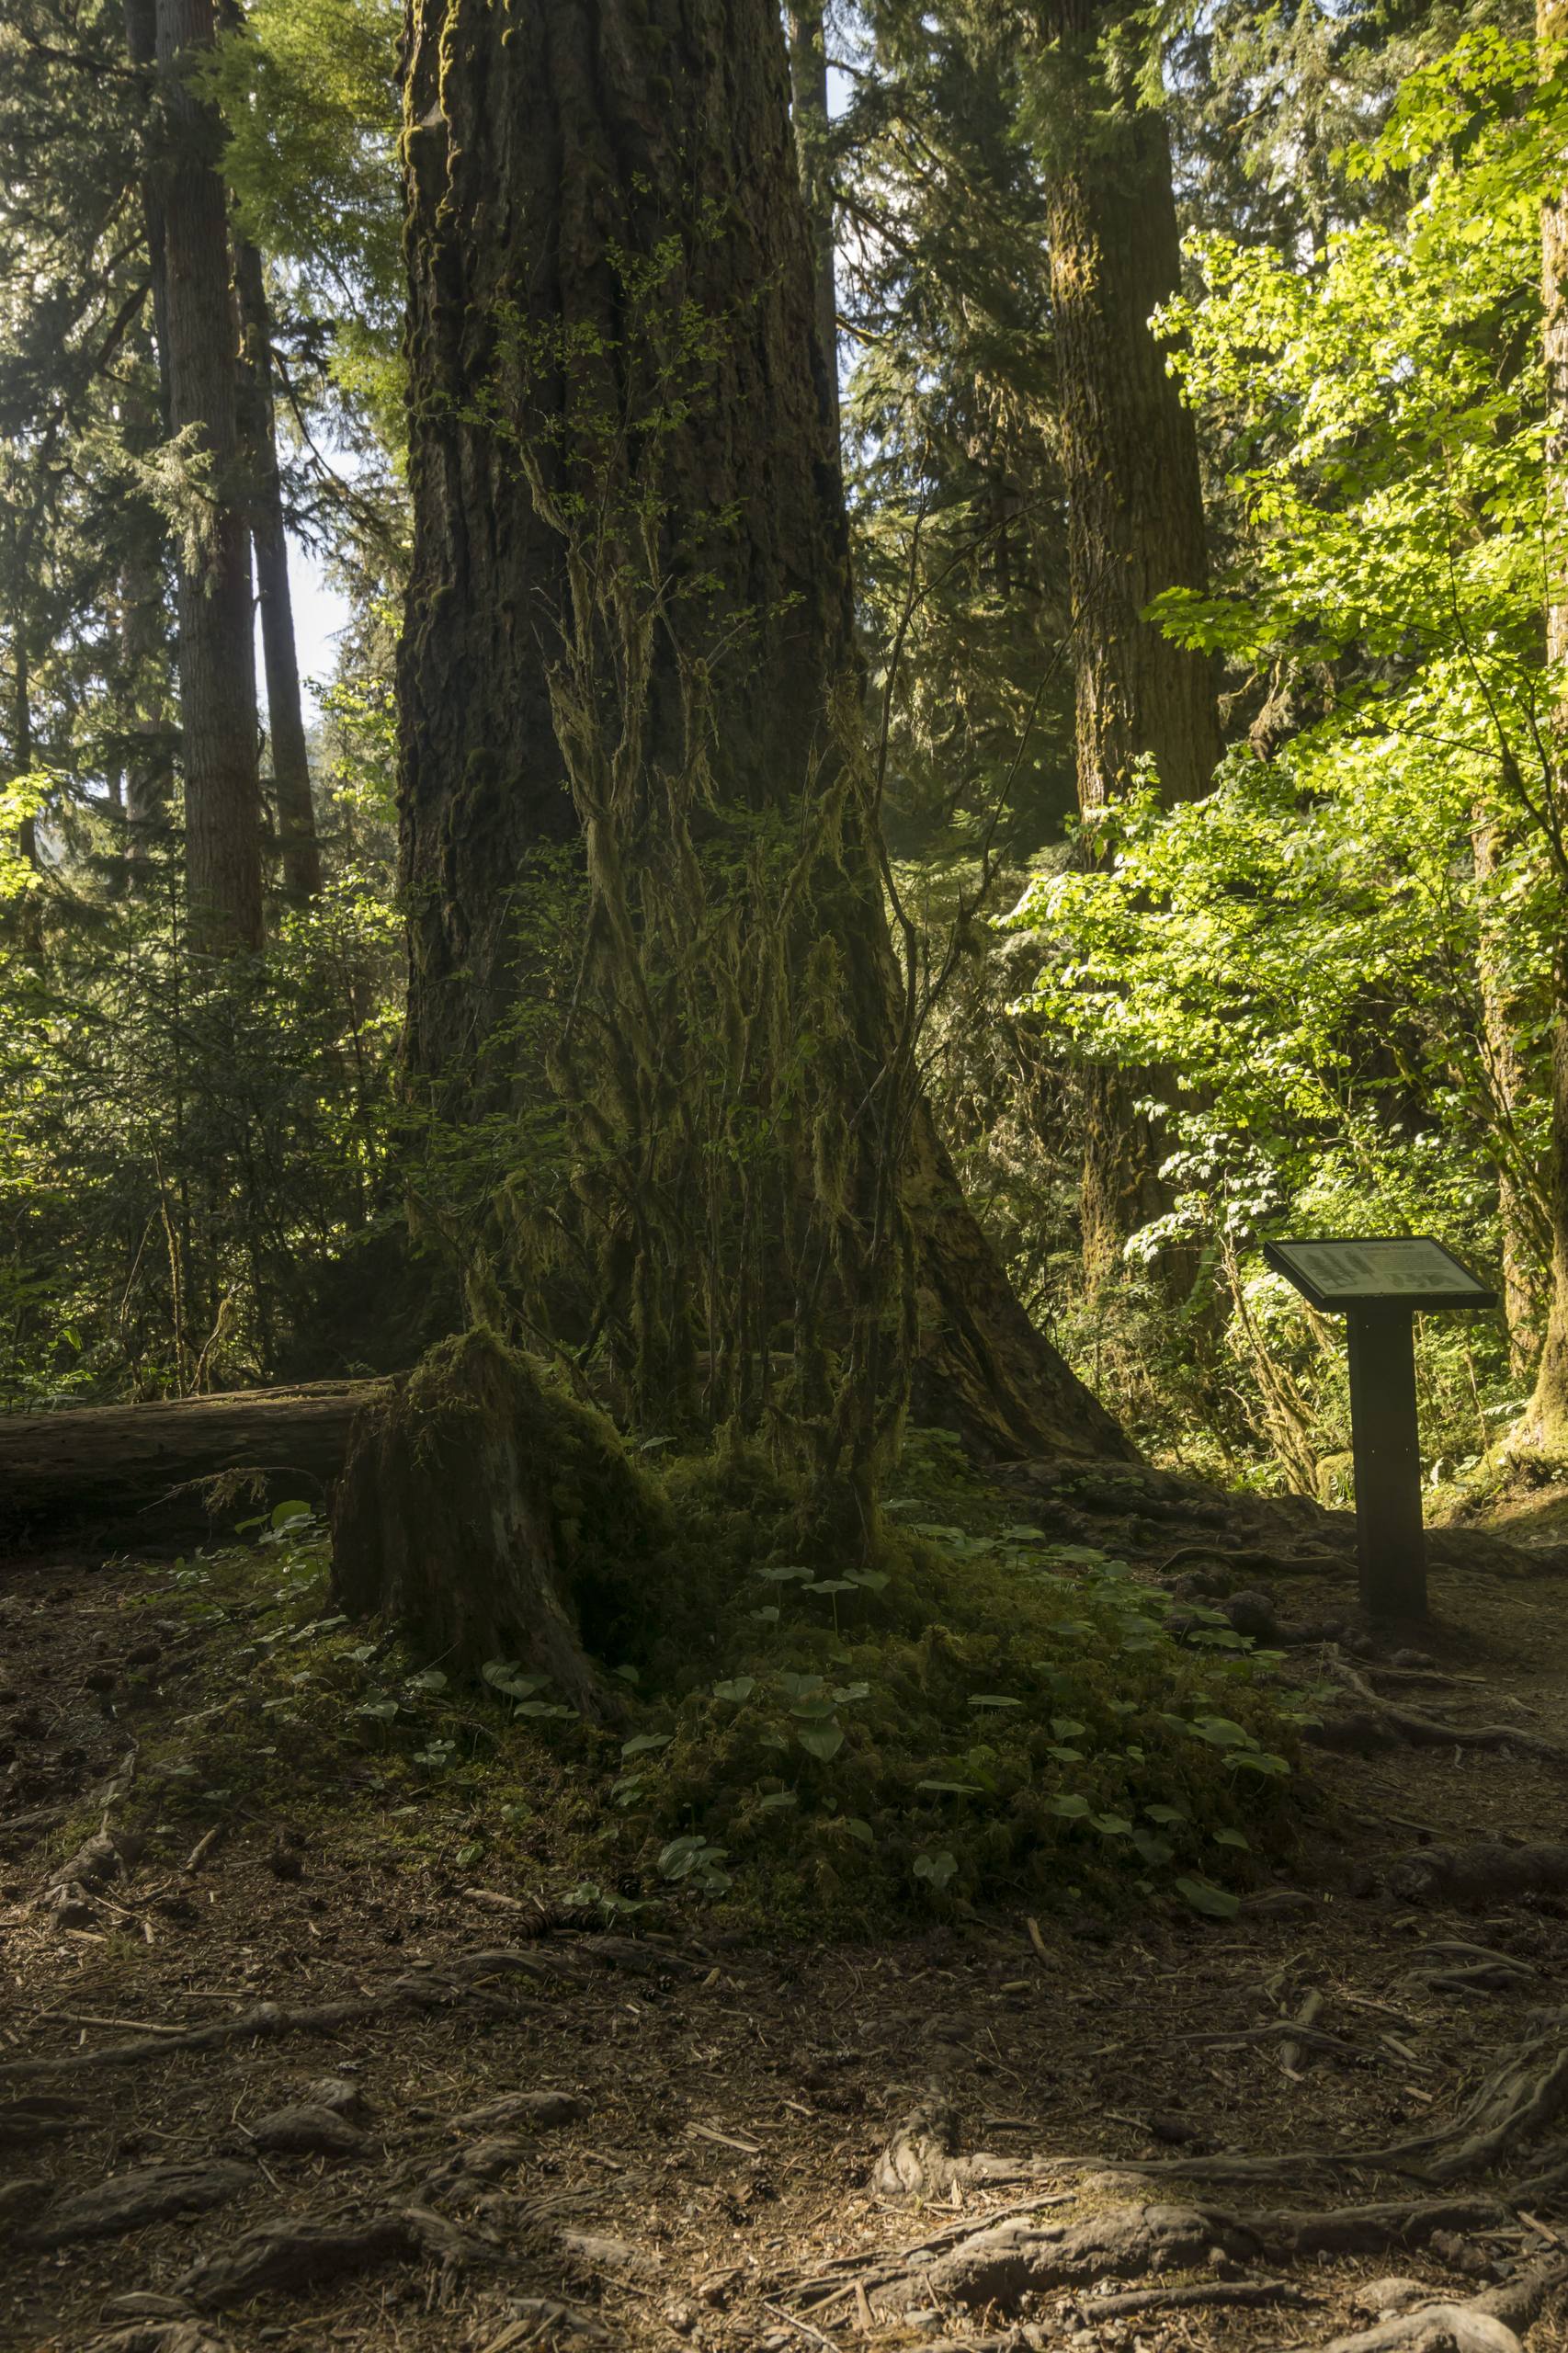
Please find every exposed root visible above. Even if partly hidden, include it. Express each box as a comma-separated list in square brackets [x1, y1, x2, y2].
[0, 1946, 628, 2078]
[1316, 1665, 1568, 1764]
[1085, 2275, 1314, 2319]
[870, 2200, 1253, 2314]
[1312, 2255, 1568, 2351]
[89, 2326, 235, 2353]
[873, 2097, 1055, 2200]
[1390, 1845, 1568, 1907]
[177, 2202, 492, 2309]
[23, 2160, 255, 2247]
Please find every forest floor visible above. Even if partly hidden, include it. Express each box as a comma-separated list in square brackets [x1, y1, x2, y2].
[4, 1474, 1568, 2353]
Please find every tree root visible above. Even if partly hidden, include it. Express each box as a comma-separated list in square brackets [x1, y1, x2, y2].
[1086, 2275, 1315, 2319]
[176, 2202, 492, 2309]
[873, 2097, 1057, 2200]
[0, 1944, 655, 2079]
[1314, 1665, 1568, 1763]
[1311, 2256, 1568, 2352]
[1390, 1846, 1568, 1907]
[23, 2161, 256, 2248]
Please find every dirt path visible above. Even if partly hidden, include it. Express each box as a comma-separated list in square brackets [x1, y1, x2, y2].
[4, 1531, 1568, 2353]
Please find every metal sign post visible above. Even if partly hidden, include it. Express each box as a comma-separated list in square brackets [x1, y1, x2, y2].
[1262, 1237, 1498, 1621]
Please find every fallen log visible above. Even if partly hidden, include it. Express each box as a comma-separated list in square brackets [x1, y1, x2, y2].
[0, 1379, 391, 1552]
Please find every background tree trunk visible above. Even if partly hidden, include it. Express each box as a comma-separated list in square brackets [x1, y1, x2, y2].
[1034, 0, 1221, 1290]
[398, 0, 1129, 1472]
[1527, 0, 1568, 1453]
[1471, 813, 1548, 1375]
[154, 0, 264, 955]
[785, 0, 842, 460]
[233, 233, 323, 903]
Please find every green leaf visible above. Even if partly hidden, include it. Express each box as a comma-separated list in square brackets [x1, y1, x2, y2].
[1049, 1793, 1091, 1819]
[1212, 1827, 1252, 1849]
[843, 1817, 875, 1845]
[1175, 1875, 1241, 1920]
[796, 1722, 845, 1761]
[999, 1524, 1046, 1542]
[1048, 1745, 1085, 1764]
[1227, 1748, 1290, 1777]
[1091, 1812, 1133, 1837]
[917, 1779, 983, 1794]
[1189, 1715, 1253, 1748]
[712, 1677, 756, 1703]
[483, 1660, 549, 1701]
[914, 1849, 958, 1887]
[969, 1693, 1022, 1710]
[806, 1578, 857, 1596]
[270, 1499, 312, 1527]
[1051, 1716, 1087, 1740]
[620, 1732, 673, 1759]
[1144, 1802, 1188, 1824]
[756, 1789, 798, 1812]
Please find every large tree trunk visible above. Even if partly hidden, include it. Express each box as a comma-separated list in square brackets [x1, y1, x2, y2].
[233, 232, 323, 903]
[395, 0, 1129, 1495]
[785, 1, 842, 460]
[1526, 0, 1568, 1454]
[154, 0, 265, 955]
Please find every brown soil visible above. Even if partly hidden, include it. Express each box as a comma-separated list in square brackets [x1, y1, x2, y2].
[4, 1532, 1568, 2353]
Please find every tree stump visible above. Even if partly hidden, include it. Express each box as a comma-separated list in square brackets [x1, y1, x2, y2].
[329, 1331, 659, 1716]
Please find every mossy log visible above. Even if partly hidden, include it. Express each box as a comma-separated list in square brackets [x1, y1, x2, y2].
[329, 1331, 661, 1715]
[0, 1380, 389, 1552]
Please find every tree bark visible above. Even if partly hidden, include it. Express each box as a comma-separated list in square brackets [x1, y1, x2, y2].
[1471, 813, 1548, 1375]
[233, 232, 323, 902]
[1527, 0, 1568, 1452]
[785, 0, 841, 461]
[154, 0, 264, 955]
[397, 0, 1129, 1472]
[0, 1380, 386, 1552]
[8, 613, 43, 960]
[1034, 0, 1221, 1288]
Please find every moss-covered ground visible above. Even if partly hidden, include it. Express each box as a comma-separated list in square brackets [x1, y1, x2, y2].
[97, 1426, 1320, 1938]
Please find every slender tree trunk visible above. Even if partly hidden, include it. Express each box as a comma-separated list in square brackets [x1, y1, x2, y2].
[1527, 0, 1568, 1452]
[396, 0, 1130, 1475]
[233, 233, 323, 901]
[1472, 813, 1548, 1375]
[124, 0, 175, 432]
[8, 617, 43, 960]
[1034, 0, 1221, 1288]
[154, 0, 264, 954]
[785, 1, 841, 460]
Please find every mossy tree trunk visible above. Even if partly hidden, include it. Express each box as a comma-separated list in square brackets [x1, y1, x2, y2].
[332, 1334, 658, 1717]
[395, 0, 1131, 1521]
[1032, 0, 1221, 1289]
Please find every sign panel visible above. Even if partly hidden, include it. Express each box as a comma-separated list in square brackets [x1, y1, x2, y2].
[1263, 1236, 1496, 1313]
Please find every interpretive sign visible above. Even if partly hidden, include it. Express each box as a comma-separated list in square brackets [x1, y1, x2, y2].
[1262, 1236, 1495, 1313]
[1263, 1237, 1498, 1620]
